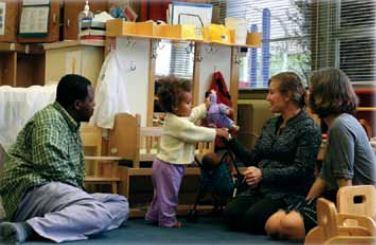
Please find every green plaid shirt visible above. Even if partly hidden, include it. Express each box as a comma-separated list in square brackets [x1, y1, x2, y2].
[0, 102, 84, 219]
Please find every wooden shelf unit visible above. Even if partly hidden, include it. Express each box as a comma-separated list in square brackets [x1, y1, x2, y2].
[105, 33, 256, 127]
[0, 43, 45, 87]
[43, 40, 105, 86]
[0, 40, 105, 87]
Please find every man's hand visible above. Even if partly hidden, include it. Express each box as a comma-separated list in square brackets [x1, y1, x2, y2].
[243, 166, 262, 187]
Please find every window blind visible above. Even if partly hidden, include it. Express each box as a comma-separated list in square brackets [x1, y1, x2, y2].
[226, 0, 312, 88]
[312, 0, 375, 83]
[155, 41, 195, 80]
[155, 0, 375, 86]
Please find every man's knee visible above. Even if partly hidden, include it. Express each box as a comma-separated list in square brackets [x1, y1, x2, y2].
[82, 202, 114, 231]
[279, 211, 305, 240]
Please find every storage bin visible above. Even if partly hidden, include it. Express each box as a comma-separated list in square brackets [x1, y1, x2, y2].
[202, 24, 231, 44]
[106, 19, 136, 36]
[225, 17, 247, 45]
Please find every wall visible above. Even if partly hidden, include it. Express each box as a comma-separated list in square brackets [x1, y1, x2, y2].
[116, 37, 150, 127]
[197, 44, 231, 103]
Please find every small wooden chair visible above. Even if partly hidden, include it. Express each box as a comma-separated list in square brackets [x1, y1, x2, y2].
[196, 141, 215, 157]
[108, 113, 142, 167]
[139, 126, 163, 163]
[305, 198, 376, 245]
[80, 123, 121, 193]
[337, 185, 376, 221]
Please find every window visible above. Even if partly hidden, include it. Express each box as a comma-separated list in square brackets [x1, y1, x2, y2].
[155, 40, 194, 79]
[226, 0, 312, 88]
[154, 1, 227, 80]
[155, 0, 375, 88]
[312, 0, 376, 84]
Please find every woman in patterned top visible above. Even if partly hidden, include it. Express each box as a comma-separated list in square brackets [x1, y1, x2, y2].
[224, 72, 321, 234]
[265, 68, 376, 240]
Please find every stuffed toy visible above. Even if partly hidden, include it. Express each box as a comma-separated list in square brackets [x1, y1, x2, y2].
[207, 90, 239, 131]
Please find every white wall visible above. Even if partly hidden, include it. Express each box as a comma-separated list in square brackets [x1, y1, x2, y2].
[197, 44, 232, 103]
[116, 37, 150, 127]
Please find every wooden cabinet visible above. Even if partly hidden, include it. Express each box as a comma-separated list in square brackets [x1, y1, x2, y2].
[64, 0, 108, 40]
[18, 0, 62, 43]
[0, 40, 104, 87]
[0, 0, 19, 42]
[43, 40, 104, 86]
[0, 43, 44, 87]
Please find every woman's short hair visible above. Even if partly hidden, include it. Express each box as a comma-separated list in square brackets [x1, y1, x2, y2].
[309, 68, 358, 118]
[56, 74, 92, 109]
[157, 75, 192, 113]
[269, 72, 306, 108]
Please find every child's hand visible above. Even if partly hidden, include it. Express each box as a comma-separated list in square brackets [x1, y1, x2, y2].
[215, 128, 229, 140]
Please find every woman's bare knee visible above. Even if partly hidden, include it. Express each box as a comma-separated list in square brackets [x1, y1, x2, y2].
[265, 210, 286, 237]
[279, 211, 305, 240]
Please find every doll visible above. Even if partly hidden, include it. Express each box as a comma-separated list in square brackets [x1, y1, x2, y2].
[207, 91, 239, 131]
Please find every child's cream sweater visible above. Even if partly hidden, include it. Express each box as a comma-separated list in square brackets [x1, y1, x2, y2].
[157, 104, 216, 165]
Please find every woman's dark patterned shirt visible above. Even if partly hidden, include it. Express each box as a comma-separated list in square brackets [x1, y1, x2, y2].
[228, 110, 321, 203]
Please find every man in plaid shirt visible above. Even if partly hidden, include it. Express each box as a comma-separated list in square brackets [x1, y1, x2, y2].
[0, 74, 129, 243]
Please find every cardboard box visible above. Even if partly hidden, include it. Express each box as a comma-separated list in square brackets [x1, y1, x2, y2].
[246, 32, 262, 47]
[202, 24, 231, 44]
[106, 19, 136, 37]
[156, 24, 199, 40]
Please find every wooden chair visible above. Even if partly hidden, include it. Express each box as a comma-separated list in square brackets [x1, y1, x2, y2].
[196, 140, 215, 157]
[305, 198, 376, 245]
[139, 126, 163, 163]
[337, 185, 376, 221]
[80, 123, 121, 193]
[108, 113, 142, 167]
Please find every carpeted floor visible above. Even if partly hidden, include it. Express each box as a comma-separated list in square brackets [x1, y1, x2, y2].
[24, 217, 297, 245]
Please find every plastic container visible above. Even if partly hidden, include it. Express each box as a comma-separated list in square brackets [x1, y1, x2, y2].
[225, 17, 247, 45]
[78, 0, 94, 39]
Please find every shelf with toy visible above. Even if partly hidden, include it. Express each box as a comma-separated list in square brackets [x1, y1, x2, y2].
[106, 19, 262, 49]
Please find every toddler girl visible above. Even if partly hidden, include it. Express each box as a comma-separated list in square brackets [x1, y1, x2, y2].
[145, 76, 229, 228]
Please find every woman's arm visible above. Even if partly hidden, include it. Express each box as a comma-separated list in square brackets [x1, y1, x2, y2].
[337, 179, 352, 187]
[306, 177, 326, 200]
[227, 139, 258, 166]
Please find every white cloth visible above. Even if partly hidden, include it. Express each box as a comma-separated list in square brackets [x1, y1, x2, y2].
[0, 85, 56, 150]
[157, 104, 216, 165]
[90, 51, 131, 129]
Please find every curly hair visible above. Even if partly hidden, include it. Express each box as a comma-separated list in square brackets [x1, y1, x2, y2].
[269, 72, 306, 108]
[56, 74, 92, 109]
[309, 68, 358, 118]
[157, 75, 192, 113]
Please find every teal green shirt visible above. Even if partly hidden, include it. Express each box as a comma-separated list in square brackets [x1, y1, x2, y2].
[0, 102, 84, 219]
